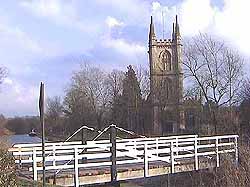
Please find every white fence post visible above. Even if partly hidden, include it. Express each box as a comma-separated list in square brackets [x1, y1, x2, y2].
[18, 146, 22, 168]
[175, 137, 178, 156]
[234, 136, 238, 165]
[133, 140, 136, 150]
[33, 148, 38, 181]
[74, 147, 79, 187]
[170, 141, 174, 173]
[194, 137, 198, 170]
[215, 138, 219, 167]
[53, 145, 56, 166]
[144, 143, 148, 177]
[156, 138, 159, 157]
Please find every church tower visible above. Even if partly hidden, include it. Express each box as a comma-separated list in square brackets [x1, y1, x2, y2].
[149, 15, 185, 135]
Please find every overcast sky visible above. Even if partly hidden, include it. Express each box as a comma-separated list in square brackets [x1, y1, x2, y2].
[0, 0, 249, 117]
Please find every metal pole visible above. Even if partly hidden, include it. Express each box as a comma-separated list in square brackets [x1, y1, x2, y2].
[39, 82, 45, 186]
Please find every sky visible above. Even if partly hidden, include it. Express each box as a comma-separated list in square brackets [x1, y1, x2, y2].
[0, 0, 249, 117]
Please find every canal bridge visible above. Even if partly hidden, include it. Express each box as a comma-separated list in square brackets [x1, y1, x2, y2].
[9, 124, 238, 186]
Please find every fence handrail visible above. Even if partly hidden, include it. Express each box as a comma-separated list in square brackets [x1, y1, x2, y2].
[10, 133, 239, 186]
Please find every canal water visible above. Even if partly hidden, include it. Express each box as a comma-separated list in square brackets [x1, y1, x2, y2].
[0, 134, 42, 146]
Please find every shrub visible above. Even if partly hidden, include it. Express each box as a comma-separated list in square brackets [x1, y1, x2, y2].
[213, 145, 250, 186]
[0, 142, 16, 186]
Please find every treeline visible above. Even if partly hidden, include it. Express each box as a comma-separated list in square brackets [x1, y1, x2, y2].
[2, 64, 150, 138]
[45, 64, 150, 138]
[5, 116, 40, 135]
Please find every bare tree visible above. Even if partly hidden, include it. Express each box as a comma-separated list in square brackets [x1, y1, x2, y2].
[64, 63, 112, 130]
[46, 96, 64, 135]
[47, 96, 63, 118]
[107, 69, 124, 99]
[64, 84, 93, 133]
[241, 78, 250, 100]
[135, 65, 150, 99]
[183, 33, 244, 134]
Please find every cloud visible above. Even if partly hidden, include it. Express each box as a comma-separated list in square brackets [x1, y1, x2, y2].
[151, 0, 217, 36]
[20, 0, 75, 23]
[0, 18, 55, 81]
[17, 0, 250, 58]
[0, 16, 63, 83]
[3, 78, 13, 85]
[180, 0, 217, 36]
[214, 0, 250, 55]
[102, 37, 146, 57]
[101, 15, 146, 60]
[19, 0, 100, 34]
[0, 79, 38, 116]
[151, 1, 177, 24]
[0, 22, 43, 55]
[105, 16, 124, 28]
[95, 0, 151, 27]
[150, 0, 250, 57]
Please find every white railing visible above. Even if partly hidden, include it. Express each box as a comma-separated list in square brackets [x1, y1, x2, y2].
[9, 134, 238, 186]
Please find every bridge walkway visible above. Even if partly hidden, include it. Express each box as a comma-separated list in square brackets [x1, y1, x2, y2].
[9, 125, 238, 186]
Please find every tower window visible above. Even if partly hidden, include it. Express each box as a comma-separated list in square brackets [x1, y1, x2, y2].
[161, 50, 171, 71]
[159, 78, 172, 102]
[164, 78, 172, 100]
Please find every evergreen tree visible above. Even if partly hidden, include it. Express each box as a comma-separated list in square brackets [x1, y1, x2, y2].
[121, 65, 143, 133]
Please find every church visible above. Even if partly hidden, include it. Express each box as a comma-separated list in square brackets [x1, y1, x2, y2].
[148, 15, 185, 135]
[122, 16, 201, 136]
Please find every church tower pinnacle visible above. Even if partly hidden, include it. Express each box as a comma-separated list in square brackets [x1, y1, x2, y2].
[175, 15, 180, 38]
[149, 16, 156, 45]
[172, 22, 175, 41]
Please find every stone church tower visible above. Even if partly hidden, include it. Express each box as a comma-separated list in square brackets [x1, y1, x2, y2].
[148, 15, 185, 135]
